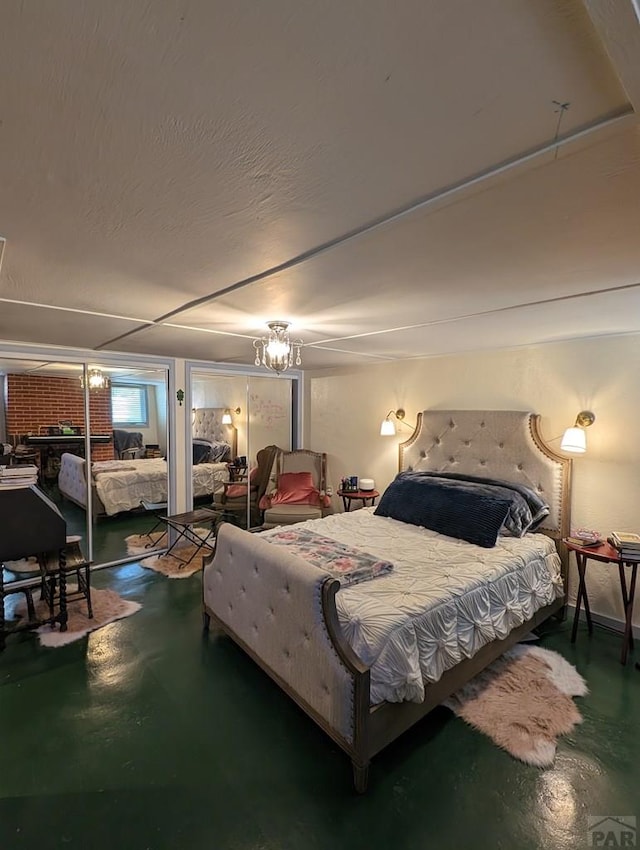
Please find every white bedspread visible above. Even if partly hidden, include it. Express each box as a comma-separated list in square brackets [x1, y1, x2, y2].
[262, 509, 562, 704]
[93, 459, 228, 516]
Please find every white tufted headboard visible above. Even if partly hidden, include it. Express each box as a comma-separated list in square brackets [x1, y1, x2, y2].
[192, 408, 237, 458]
[399, 410, 571, 539]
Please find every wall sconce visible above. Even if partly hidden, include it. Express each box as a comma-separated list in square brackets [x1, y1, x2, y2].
[560, 410, 595, 453]
[222, 407, 241, 425]
[380, 408, 415, 436]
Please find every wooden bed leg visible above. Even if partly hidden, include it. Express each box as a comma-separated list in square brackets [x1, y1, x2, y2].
[202, 610, 210, 632]
[352, 760, 370, 794]
[553, 605, 567, 623]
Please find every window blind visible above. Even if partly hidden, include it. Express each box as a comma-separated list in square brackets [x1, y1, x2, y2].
[111, 384, 148, 426]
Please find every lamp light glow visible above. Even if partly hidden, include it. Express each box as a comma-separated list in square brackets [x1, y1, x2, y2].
[221, 407, 241, 425]
[253, 321, 302, 375]
[560, 426, 586, 453]
[380, 418, 396, 436]
[560, 410, 595, 453]
[79, 368, 110, 391]
[380, 408, 415, 436]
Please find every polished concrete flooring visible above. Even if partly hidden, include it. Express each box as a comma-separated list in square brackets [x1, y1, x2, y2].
[1, 565, 638, 850]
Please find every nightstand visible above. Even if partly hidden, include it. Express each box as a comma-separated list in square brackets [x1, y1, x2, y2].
[564, 538, 638, 665]
[337, 489, 380, 512]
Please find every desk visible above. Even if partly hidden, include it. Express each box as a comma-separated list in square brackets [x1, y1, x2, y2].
[160, 508, 218, 566]
[565, 539, 638, 665]
[337, 489, 380, 512]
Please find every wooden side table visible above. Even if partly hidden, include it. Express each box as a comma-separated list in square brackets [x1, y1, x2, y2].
[564, 539, 638, 665]
[337, 489, 380, 512]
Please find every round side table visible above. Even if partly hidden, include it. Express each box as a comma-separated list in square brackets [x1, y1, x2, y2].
[337, 489, 380, 512]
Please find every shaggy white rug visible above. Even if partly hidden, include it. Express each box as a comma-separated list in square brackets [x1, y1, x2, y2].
[16, 585, 141, 648]
[125, 531, 212, 579]
[444, 645, 588, 767]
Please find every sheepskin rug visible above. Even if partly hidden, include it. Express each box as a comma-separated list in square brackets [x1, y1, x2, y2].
[444, 645, 588, 767]
[16, 585, 141, 648]
[125, 530, 211, 579]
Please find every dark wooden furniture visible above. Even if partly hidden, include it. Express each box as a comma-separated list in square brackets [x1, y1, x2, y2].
[160, 508, 218, 566]
[23, 433, 113, 482]
[204, 410, 571, 791]
[0, 486, 68, 650]
[338, 488, 380, 511]
[24, 434, 112, 447]
[39, 538, 93, 620]
[565, 538, 638, 665]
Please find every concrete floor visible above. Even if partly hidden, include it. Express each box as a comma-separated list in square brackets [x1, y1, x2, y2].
[1, 564, 638, 850]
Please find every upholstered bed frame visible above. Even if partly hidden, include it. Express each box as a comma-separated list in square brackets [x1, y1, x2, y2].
[192, 407, 238, 457]
[202, 411, 571, 791]
[59, 409, 237, 518]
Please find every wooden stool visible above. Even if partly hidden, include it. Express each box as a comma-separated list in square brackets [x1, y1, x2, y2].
[39, 537, 93, 620]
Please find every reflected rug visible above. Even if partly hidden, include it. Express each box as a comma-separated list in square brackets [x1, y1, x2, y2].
[16, 585, 141, 648]
[444, 645, 587, 767]
[125, 530, 212, 579]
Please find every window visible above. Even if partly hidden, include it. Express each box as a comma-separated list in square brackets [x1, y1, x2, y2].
[111, 384, 148, 427]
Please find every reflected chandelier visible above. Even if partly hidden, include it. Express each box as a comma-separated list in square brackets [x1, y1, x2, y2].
[253, 321, 303, 375]
[79, 368, 111, 391]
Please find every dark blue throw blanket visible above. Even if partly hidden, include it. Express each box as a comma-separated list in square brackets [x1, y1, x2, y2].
[408, 471, 549, 536]
[374, 471, 550, 548]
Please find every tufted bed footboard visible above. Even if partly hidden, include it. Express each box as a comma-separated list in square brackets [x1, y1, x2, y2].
[202, 522, 565, 792]
[202, 523, 372, 788]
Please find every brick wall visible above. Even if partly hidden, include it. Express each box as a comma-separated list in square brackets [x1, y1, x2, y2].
[6, 374, 114, 461]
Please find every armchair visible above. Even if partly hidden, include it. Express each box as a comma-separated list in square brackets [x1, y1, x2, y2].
[262, 449, 331, 529]
[113, 429, 145, 460]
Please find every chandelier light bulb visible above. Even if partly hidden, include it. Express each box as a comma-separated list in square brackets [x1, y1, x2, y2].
[253, 321, 303, 375]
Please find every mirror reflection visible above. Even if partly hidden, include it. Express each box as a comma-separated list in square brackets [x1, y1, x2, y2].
[0, 358, 170, 570]
[189, 371, 295, 530]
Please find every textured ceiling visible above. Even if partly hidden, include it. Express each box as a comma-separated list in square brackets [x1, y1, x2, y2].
[0, 0, 639, 368]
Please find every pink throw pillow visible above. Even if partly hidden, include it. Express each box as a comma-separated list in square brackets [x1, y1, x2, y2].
[271, 472, 319, 506]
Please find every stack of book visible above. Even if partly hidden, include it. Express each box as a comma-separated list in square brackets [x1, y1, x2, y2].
[0, 464, 38, 489]
[565, 529, 602, 547]
[608, 531, 640, 561]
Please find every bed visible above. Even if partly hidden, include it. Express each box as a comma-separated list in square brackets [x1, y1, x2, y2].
[202, 410, 571, 791]
[59, 407, 237, 518]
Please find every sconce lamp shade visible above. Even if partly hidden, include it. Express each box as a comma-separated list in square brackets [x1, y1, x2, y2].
[380, 408, 414, 436]
[221, 407, 241, 425]
[380, 418, 397, 436]
[560, 410, 595, 453]
[560, 426, 587, 453]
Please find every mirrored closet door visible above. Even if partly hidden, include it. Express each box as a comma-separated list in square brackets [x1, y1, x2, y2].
[189, 369, 296, 530]
[85, 364, 169, 565]
[0, 356, 170, 574]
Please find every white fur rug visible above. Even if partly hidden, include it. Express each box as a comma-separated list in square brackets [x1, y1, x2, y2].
[444, 645, 588, 767]
[16, 585, 141, 648]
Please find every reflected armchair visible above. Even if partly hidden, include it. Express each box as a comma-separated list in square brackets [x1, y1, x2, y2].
[213, 445, 281, 529]
[262, 449, 331, 529]
[113, 429, 145, 460]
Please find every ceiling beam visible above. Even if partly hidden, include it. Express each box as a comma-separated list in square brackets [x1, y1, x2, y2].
[583, 0, 640, 113]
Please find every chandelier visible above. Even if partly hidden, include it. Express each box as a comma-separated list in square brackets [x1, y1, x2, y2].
[253, 321, 303, 375]
[79, 368, 111, 391]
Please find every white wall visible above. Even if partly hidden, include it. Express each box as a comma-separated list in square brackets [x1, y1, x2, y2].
[307, 333, 640, 628]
